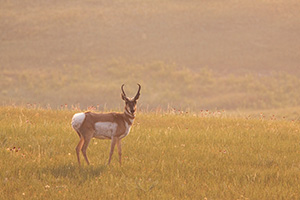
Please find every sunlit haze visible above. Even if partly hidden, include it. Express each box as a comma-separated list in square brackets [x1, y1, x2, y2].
[1, 0, 299, 110]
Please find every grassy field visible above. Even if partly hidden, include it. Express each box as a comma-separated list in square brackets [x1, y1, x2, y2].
[1, 106, 300, 199]
[2, 1, 300, 198]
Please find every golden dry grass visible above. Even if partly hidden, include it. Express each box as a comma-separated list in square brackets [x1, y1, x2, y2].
[1, 106, 300, 199]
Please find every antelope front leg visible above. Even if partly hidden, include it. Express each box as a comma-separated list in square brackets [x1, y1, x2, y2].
[108, 137, 117, 165]
[116, 139, 122, 165]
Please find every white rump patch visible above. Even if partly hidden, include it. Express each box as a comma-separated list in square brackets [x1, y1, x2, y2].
[71, 112, 86, 131]
[94, 122, 118, 139]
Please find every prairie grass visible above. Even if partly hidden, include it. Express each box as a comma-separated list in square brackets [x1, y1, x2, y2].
[0, 106, 300, 199]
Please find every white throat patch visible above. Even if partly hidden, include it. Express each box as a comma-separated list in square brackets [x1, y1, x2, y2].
[125, 108, 135, 118]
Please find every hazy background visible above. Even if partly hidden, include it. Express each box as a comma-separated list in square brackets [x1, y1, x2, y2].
[1, 0, 300, 111]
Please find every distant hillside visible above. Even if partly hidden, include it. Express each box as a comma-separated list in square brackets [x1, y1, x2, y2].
[1, 62, 300, 110]
[1, 0, 300, 110]
[1, 0, 300, 74]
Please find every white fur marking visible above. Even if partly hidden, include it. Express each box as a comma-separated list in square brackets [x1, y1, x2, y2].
[128, 118, 134, 124]
[120, 121, 132, 139]
[71, 112, 86, 131]
[94, 122, 118, 139]
[125, 108, 135, 118]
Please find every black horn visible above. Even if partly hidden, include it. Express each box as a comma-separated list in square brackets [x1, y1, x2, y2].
[121, 84, 126, 97]
[134, 83, 141, 101]
[121, 84, 129, 101]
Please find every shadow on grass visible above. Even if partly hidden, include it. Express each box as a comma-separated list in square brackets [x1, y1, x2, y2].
[45, 164, 106, 182]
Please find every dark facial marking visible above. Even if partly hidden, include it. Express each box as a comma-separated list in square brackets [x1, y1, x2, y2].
[126, 100, 137, 114]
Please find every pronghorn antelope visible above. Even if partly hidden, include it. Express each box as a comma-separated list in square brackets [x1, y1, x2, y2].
[71, 84, 141, 166]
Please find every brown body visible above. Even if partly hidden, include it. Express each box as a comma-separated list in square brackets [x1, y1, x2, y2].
[71, 84, 140, 166]
[85, 112, 134, 136]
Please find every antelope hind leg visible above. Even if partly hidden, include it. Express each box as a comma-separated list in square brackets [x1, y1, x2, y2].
[76, 137, 84, 166]
[81, 136, 92, 165]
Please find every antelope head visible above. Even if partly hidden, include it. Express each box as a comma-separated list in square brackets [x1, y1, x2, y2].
[121, 84, 141, 116]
